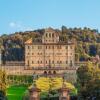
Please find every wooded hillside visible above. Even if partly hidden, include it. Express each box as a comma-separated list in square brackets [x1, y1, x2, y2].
[1, 26, 100, 61]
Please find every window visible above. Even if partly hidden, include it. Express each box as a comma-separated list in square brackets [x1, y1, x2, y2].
[49, 33, 51, 37]
[40, 61, 42, 64]
[57, 46, 59, 49]
[37, 61, 39, 64]
[27, 53, 30, 55]
[60, 61, 62, 64]
[57, 61, 59, 64]
[46, 33, 48, 37]
[48, 71, 51, 74]
[70, 60, 73, 66]
[59, 45, 61, 49]
[53, 71, 56, 74]
[66, 61, 68, 64]
[38, 52, 42, 55]
[66, 46, 68, 49]
[46, 46, 47, 49]
[46, 61, 47, 64]
[70, 46, 73, 49]
[32, 61, 34, 64]
[52, 33, 54, 37]
[52, 46, 54, 49]
[44, 71, 47, 74]
[57, 53, 62, 55]
[27, 60, 29, 65]
[49, 60, 51, 64]
[52, 61, 54, 64]
[49, 46, 50, 49]
[57, 45, 61, 49]
[38, 46, 42, 49]
[27, 46, 30, 49]
[32, 53, 34, 55]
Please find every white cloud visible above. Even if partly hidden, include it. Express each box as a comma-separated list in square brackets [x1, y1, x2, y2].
[25, 27, 33, 31]
[9, 22, 16, 27]
[9, 21, 33, 31]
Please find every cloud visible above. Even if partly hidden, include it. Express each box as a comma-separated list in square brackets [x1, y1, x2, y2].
[9, 22, 16, 27]
[9, 21, 33, 31]
[25, 27, 33, 31]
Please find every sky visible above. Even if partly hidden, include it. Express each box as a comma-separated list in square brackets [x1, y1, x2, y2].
[0, 0, 100, 34]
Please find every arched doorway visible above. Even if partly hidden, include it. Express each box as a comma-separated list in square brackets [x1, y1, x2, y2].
[44, 71, 47, 75]
[48, 71, 52, 74]
[53, 71, 56, 74]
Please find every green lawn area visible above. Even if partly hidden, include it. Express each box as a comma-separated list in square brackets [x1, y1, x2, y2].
[7, 85, 28, 100]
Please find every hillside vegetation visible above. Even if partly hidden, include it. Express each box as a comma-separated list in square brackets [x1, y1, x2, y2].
[0, 26, 100, 62]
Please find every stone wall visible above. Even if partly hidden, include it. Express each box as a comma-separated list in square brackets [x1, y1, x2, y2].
[0, 64, 77, 83]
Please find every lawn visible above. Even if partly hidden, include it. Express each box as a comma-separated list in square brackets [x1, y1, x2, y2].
[7, 85, 27, 100]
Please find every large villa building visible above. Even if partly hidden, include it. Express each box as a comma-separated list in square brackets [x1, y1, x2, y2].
[25, 28, 75, 68]
[1, 28, 78, 83]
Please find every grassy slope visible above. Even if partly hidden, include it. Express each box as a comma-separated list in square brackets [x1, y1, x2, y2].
[7, 85, 27, 100]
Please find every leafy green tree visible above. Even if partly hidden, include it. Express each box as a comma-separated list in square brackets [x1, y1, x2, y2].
[0, 69, 7, 94]
[77, 62, 100, 100]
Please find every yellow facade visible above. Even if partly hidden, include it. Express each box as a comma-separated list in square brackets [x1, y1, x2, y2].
[25, 28, 75, 68]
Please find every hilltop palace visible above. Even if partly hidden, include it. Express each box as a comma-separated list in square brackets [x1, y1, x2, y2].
[0, 28, 80, 83]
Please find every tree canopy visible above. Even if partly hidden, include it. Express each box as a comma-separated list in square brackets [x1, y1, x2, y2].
[0, 26, 100, 61]
[77, 62, 100, 99]
[35, 77, 77, 95]
[0, 69, 7, 94]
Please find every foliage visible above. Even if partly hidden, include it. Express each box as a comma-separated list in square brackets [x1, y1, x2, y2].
[0, 90, 7, 100]
[7, 75, 33, 86]
[77, 61, 100, 99]
[0, 69, 7, 94]
[35, 77, 77, 95]
[1, 26, 100, 61]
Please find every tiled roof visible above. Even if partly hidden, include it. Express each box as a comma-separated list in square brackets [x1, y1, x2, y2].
[25, 38, 32, 44]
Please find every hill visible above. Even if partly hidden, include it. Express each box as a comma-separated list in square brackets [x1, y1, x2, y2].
[0, 26, 100, 62]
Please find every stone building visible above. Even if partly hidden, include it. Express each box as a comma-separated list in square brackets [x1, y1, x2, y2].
[0, 28, 77, 83]
[25, 28, 75, 68]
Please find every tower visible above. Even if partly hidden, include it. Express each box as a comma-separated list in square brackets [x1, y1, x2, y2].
[29, 86, 41, 100]
[59, 84, 70, 100]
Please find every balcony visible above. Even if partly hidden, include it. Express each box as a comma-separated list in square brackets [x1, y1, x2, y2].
[25, 66, 77, 70]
